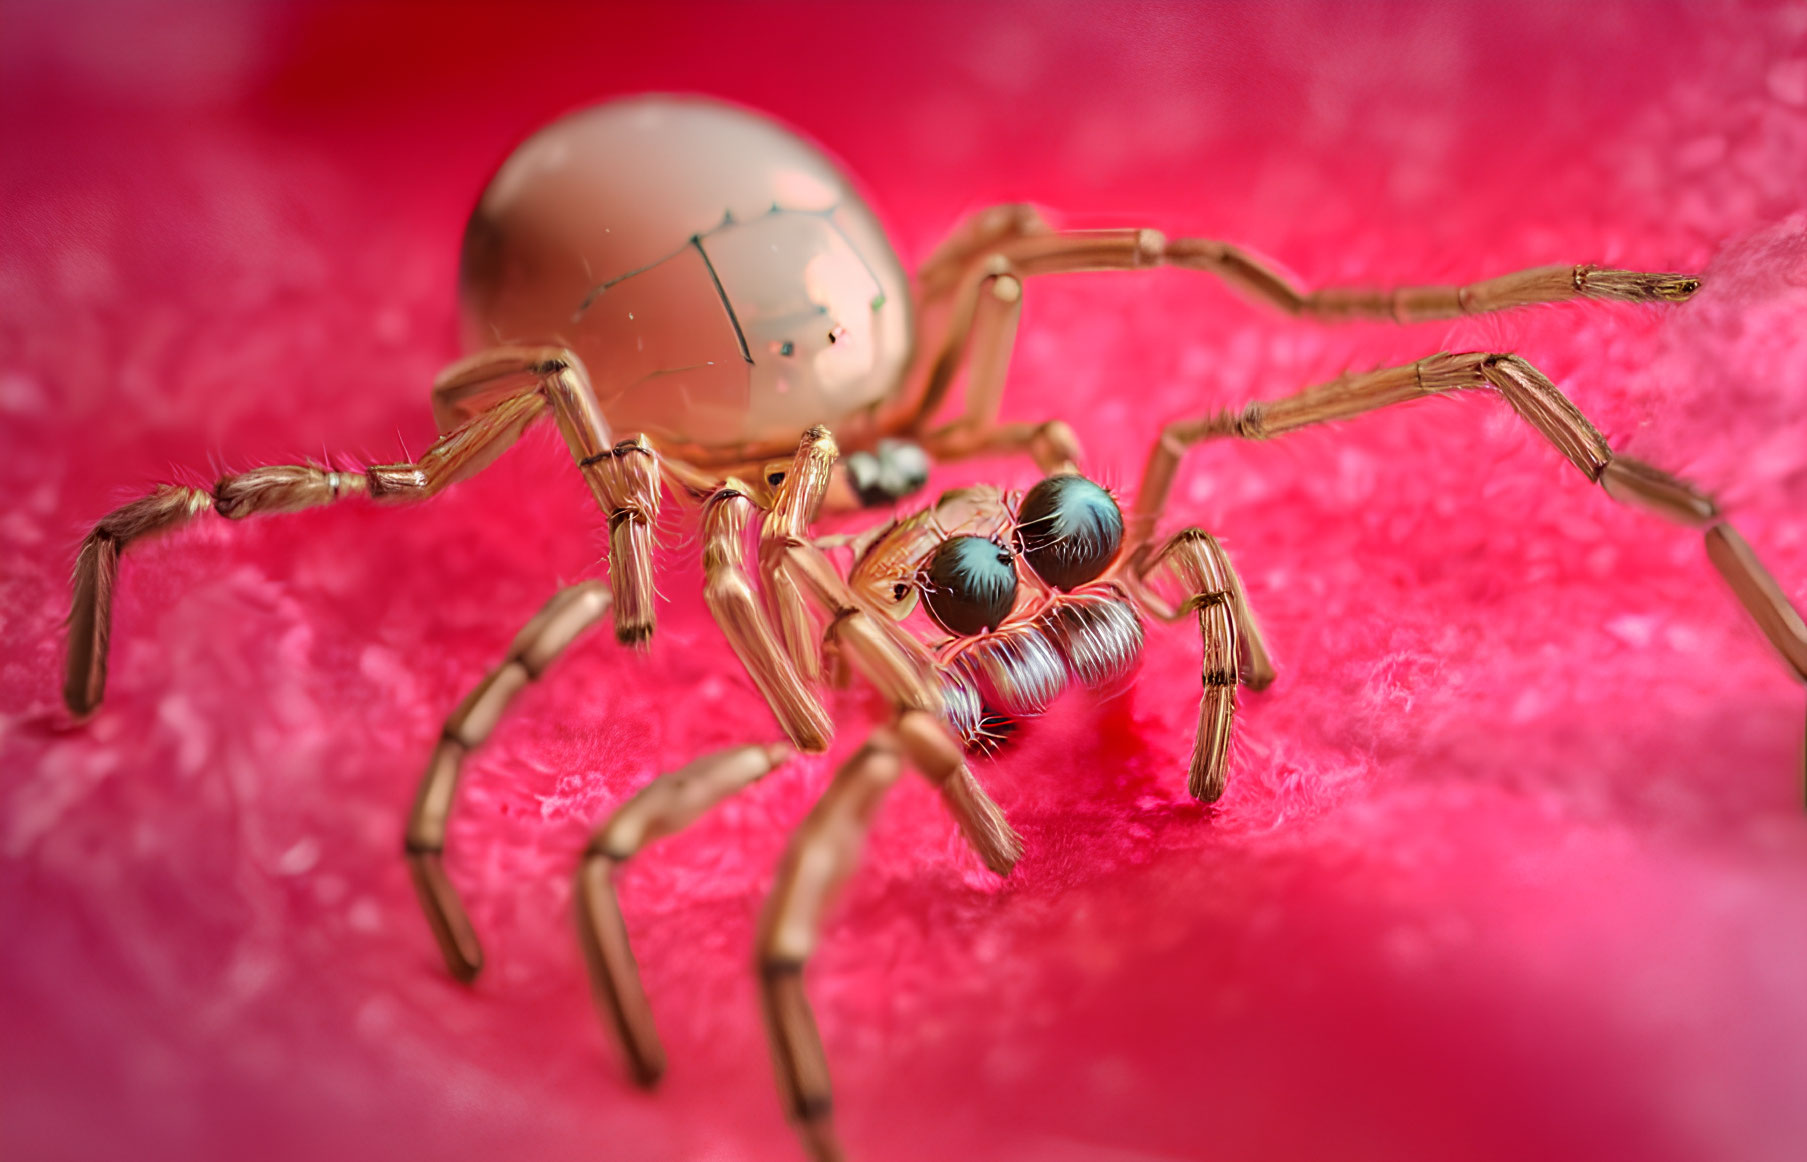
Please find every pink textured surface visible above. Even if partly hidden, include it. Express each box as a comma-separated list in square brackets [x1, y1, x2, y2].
[5, 3, 1807, 1160]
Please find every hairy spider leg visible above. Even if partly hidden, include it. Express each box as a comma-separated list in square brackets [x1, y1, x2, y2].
[64, 343, 675, 718]
[898, 216, 1697, 470]
[914, 202, 1050, 302]
[753, 709, 992, 1162]
[438, 346, 662, 643]
[760, 425, 841, 684]
[704, 486, 835, 751]
[1132, 529, 1267, 802]
[572, 429, 1018, 1108]
[64, 387, 548, 717]
[1127, 351, 1807, 785]
[776, 529, 1022, 873]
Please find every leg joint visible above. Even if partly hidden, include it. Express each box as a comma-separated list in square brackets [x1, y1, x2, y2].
[608, 506, 651, 532]
[759, 955, 805, 982]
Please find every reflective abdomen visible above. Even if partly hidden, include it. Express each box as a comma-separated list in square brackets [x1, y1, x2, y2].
[458, 96, 915, 457]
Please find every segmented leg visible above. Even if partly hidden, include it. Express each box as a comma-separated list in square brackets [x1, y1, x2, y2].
[774, 523, 1022, 875]
[435, 345, 662, 643]
[574, 740, 793, 1085]
[64, 388, 548, 717]
[913, 266, 1025, 440]
[756, 720, 909, 1162]
[901, 215, 1696, 468]
[1129, 352, 1807, 771]
[915, 202, 1049, 302]
[406, 580, 613, 981]
[931, 221, 1699, 320]
[907, 263, 1088, 477]
[760, 426, 841, 683]
[703, 485, 834, 752]
[66, 344, 668, 716]
[1137, 529, 1262, 802]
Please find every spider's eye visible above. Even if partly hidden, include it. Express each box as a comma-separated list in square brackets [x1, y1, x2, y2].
[921, 535, 1018, 636]
[1014, 475, 1123, 591]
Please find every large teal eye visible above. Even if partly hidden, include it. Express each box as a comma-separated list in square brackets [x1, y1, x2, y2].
[1014, 475, 1123, 591]
[921, 535, 1018, 636]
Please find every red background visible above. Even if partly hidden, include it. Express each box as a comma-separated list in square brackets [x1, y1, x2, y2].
[5, 3, 1807, 1160]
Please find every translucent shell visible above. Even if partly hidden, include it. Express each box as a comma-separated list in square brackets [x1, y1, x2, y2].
[458, 95, 915, 458]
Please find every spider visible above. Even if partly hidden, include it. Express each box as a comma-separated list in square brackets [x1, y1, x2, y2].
[61, 95, 1807, 1162]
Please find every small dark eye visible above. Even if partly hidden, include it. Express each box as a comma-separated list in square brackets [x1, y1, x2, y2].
[922, 535, 1018, 636]
[766, 470, 786, 487]
[779, 340, 795, 357]
[1014, 475, 1123, 591]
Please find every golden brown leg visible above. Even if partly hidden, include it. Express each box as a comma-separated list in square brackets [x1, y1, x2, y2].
[434, 345, 662, 645]
[757, 724, 908, 1162]
[902, 214, 1696, 471]
[1128, 352, 1807, 746]
[915, 202, 1049, 302]
[1137, 529, 1261, 802]
[405, 581, 613, 982]
[911, 267, 1024, 439]
[64, 389, 548, 717]
[777, 531, 1022, 875]
[703, 485, 834, 752]
[574, 741, 793, 1085]
[1161, 237, 1700, 320]
[949, 225, 1698, 319]
[903, 258, 1088, 480]
[759, 426, 842, 683]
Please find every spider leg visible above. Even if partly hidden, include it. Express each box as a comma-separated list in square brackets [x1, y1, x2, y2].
[64, 387, 548, 717]
[439, 346, 662, 644]
[905, 262, 1084, 476]
[1128, 351, 1807, 777]
[574, 740, 793, 1085]
[704, 484, 834, 752]
[406, 580, 614, 981]
[758, 426, 841, 684]
[774, 524, 1021, 875]
[65, 344, 668, 715]
[899, 215, 1697, 473]
[1135, 529, 1266, 802]
[932, 220, 1699, 320]
[756, 722, 907, 1162]
[915, 202, 1050, 303]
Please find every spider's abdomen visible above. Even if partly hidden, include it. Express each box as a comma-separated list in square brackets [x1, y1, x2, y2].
[458, 95, 914, 460]
[939, 587, 1145, 751]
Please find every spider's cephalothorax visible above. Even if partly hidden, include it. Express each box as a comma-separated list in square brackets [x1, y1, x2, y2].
[60, 94, 1807, 1162]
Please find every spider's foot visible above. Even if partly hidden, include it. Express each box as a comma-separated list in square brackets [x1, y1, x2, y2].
[406, 847, 485, 982]
[1577, 266, 1702, 303]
